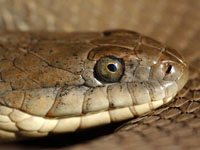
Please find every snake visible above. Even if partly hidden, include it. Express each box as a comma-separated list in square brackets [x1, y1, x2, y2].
[0, 29, 188, 141]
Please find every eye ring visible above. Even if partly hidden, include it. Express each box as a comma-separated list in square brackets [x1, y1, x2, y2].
[94, 56, 125, 83]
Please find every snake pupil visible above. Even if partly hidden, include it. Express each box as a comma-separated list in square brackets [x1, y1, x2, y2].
[107, 64, 117, 72]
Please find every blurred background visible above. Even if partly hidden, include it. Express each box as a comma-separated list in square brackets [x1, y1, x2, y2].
[0, 0, 200, 149]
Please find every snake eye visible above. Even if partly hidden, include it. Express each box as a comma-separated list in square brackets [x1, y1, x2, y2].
[94, 56, 125, 83]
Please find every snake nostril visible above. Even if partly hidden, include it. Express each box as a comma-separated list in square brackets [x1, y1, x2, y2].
[166, 65, 172, 74]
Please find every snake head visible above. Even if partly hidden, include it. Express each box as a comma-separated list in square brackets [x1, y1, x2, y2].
[0, 30, 189, 140]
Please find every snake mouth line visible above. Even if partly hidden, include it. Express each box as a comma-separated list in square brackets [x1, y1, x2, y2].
[48, 95, 172, 119]
[0, 79, 178, 119]
[0, 96, 173, 141]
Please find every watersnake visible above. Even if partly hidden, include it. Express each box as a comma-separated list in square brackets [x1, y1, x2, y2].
[0, 29, 188, 140]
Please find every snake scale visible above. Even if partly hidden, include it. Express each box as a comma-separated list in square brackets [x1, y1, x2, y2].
[0, 29, 188, 141]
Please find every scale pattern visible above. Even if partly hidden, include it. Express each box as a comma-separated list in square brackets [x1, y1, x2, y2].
[0, 30, 188, 140]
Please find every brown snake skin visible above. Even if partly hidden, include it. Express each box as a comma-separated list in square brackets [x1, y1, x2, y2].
[0, 0, 200, 150]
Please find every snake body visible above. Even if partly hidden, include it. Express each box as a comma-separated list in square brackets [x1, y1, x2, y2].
[0, 29, 188, 140]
